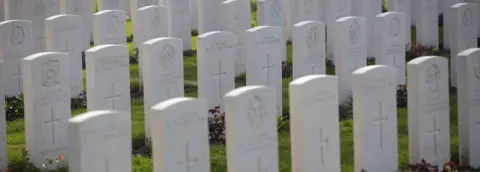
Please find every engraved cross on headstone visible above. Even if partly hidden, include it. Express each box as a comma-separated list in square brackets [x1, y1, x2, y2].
[45, 108, 60, 144]
[63, 39, 74, 53]
[311, 65, 316, 74]
[13, 64, 23, 90]
[257, 156, 268, 172]
[428, 116, 441, 156]
[105, 82, 121, 110]
[177, 142, 198, 172]
[314, 128, 329, 165]
[373, 102, 388, 150]
[262, 54, 275, 86]
[104, 158, 110, 172]
[212, 61, 227, 98]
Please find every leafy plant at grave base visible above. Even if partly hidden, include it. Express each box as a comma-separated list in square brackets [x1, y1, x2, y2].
[208, 105, 226, 143]
[130, 48, 139, 64]
[407, 159, 459, 172]
[5, 93, 24, 121]
[71, 91, 87, 109]
[406, 43, 440, 61]
[191, 29, 199, 37]
[276, 115, 290, 132]
[286, 40, 292, 45]
[7, 149, 68, 172]
[126, 34, 134, 43]
[251, 2, 257, 12]
[339, 94, 353, 120]
[367, 58, 376, 65]
[282, 61, 292, 78]
[397, 84, 408, 108]
[326, 59, 334, 68]
[183, 49, 197, 57]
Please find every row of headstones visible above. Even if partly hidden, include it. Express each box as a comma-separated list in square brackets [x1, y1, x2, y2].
[64, 52, 480, 171]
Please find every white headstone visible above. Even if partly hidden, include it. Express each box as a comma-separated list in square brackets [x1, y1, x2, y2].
[86, 45, 131, 113]
[0, 0, 4, 21]
[0, 20, 33, 96]
[225, 86, 279, 172]
[130, 0, 157, 47]
[59, 0, 94, 51]
[198, 0, 223, 34]
[450, 2, 479, 87]
[465, 0, 480, 36]
[289, 75, 341, 172]
[190, 0, 198, 30]
[388, 0, 412, 46]
[124, 0, 131, 18]
[165, 0, 192, 50]
[256, 0, 288, 62]
[151, 98, 210, 172]
[353, 0, 382, 57]
[0, 62, 7, 169]
[45, 14, 84, 97]
[4, 0, 25, 20]
[98, 0, 125, 10]
[197, 31, 236, 110]
[26, 0, 60, 53]
[220, 0, 251, 76]
[443, 0, 465, 50]
[408, 56, 450, 167]
[292, 21, 326, 79]
[352, 65, 398, 171]
[286, 0, 320, 40]
[334, 16, 367, 103]
[411, 0, 418, 26]
[416, 0, 439, 49]
[245, 26, 284, 116]
[93, 10, 127, 46]
[375, 12, 407, 85]
[23, 52, 71, 169]
[326, 0, 352, 62]
[68, 110, 132, 172]
[141, 37, 184, 139]
[457, 48, 480, 168]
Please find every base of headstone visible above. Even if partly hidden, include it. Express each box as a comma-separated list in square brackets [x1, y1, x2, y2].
[183, 49, 196, 57]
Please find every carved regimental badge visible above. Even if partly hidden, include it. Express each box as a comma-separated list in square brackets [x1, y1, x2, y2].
[389, 17, 400, 38]
[349, 20, 361, 44]
[160, 44, 176, 68]
[11, 26, 25, 47]
[247, 96, 268, 128]
[463, 8, 473, 28]
[426, 64, 441, 93]
[107, 15, 120, 33]
[307, 27, 319, 48]
[42, 59, 60, 87]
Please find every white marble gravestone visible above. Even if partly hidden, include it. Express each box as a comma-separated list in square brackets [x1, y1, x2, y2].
[375, 12, 407, 85]
[45, 14, 84, 98]
[23, 52, 71, 169]
[4, 0, 25, 20]
[416, 0, 439, 49]
[450, 3, 479, 87]
[141, 37, 184, 139]
[286, 0, 320, 40]
[353, 0, 382, 57]
[68, 110, 132, 172]
[93, 10, 127, 46]
[0, 62, 7, 169]
[408, 56, 450, 167]
[98, 0, 125, 10]
[245, 26, 283, 116]
[457, 48, 480, 168]
[0, 0, 4, 21]
[221, 0, 251, 76]
[190, 0, 198, 30]
[225, 86, 279, 172]
[353, 65, 398, 171]
[86, 45, 131, 113]
[465, 0, 480, 36]
[334, 16, 367, 103]
[165, 0, 192, 50]
[131, 0, 157, 47]
[326, 0, 352, 62]
[0, 20, 33, 96]
[198, 0, 223, 34]
[256, 0, 287, 62]
[292, 21, 326, 79]
[388, 0, 412, 46]
[136, 5, 168, 46]
[151, 98, 210, 172]
[289, 75, 341, 172]
[60, 0, 94, 51]
[197, 31, 236, 110]
[443, 0, 465, 50]
[25, 0, 60, 53]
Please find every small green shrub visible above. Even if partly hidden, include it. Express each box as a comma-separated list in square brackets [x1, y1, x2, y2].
[5, 93, 24, 121]
[208, 106, 225, 144]
[396, 84, 408, 108]
[282, 61, 292, 78]
[191, 29, 198, 37]
[406, 44, 441, 62]
[339, 94, 353, 120]
[183, 49, 196, 57]
[126, 34, 134, 43]
[70, 92, 87, 109]
[6, 149, 68, 172]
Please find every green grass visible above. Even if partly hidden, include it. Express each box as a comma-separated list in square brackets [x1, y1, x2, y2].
[6, 1, 461, 171]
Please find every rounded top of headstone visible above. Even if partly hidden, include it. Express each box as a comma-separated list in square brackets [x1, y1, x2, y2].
[353, 65, 394, 75]
[246, 25, 281, 33]
[198, 31, 236, 39]
[0, 20, 32, 26]
[94, 9, 126, 17]
[225, 85, 272, 97]
[293, 20, 324, 27]
[223, 0, 248, 4]
[23, 52, 69, 61]
[335, 16, 365, 23]
[138, 5, 163, 11]
[458, 48, 480, 57]
[143, 37, 182, 46]
[408, 56, 447, 65]
[151, 97, 203, 111]
[69, 110, 119, 123]
[86, 44, 128, 53]
[452, 2, 471, 8]
[46, 14, 81, 21]
[376, 11, 406, 18]
[290, 75, 336, 86]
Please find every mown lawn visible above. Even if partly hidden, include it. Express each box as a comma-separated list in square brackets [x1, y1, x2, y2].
[5, 1, 460, 171]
